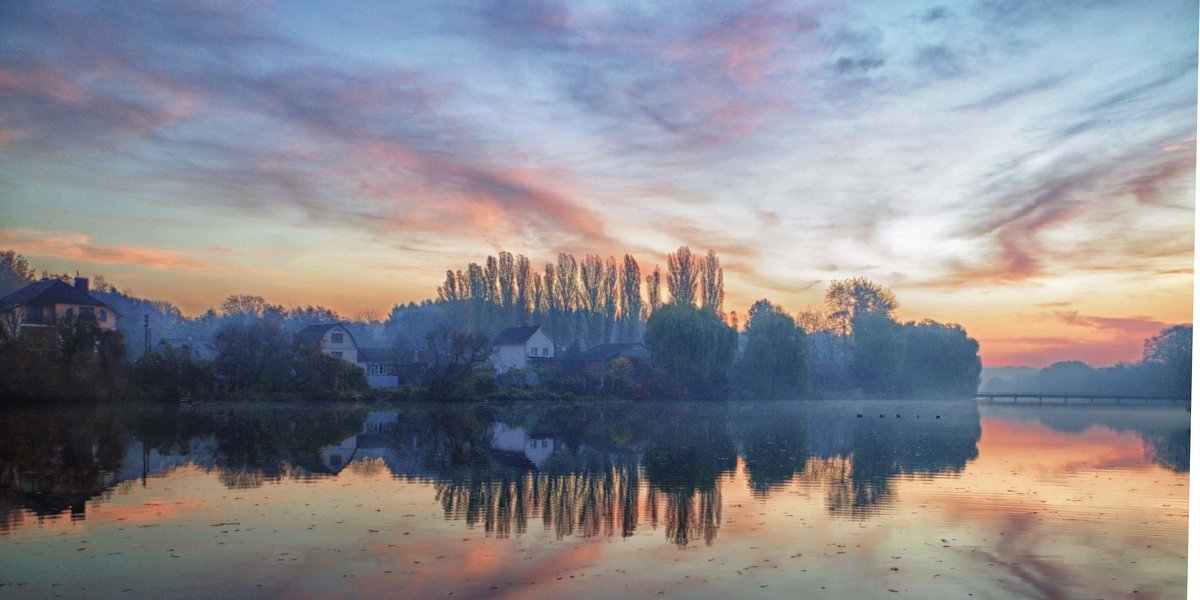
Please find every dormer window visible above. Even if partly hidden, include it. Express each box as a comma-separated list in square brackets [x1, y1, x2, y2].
[331, 333, 344, 343]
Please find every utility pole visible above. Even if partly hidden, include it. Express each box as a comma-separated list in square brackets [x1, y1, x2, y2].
[143, 314, 151, 359]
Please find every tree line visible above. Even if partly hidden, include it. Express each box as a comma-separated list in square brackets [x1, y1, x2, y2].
[980, 324, 1192, 399]
[432, 246, 726, 348]
[0, 246, 1080, 402]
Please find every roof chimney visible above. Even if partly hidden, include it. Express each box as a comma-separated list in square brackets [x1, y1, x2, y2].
[74, 277, 89, 293]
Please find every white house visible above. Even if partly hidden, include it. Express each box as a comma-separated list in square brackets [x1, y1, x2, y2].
[297, 323, 360, 364]
[297, 323, 407, 388]
[490, 325, 555, 372]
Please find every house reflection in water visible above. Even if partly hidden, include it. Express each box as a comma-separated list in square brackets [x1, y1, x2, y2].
[320, 436, 357, 474]
[490, 422, 555, 469]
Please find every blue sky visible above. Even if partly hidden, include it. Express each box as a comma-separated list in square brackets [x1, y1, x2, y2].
[0, 0, 1194, 365]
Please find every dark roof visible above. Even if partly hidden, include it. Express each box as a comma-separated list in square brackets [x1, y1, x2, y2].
[296, 323, 356, 348]
[580, 343, 651, 362]
[0, 279, 112, 312]
[493, 325, 543, 346]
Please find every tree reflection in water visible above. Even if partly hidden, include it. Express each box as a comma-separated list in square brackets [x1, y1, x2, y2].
[0, 399, 1188, 546]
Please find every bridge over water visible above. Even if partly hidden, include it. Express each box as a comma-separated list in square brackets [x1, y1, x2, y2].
[976, 392, 1190, 406]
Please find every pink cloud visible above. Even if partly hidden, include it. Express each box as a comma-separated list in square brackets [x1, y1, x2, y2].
[0, 228, 220, 271]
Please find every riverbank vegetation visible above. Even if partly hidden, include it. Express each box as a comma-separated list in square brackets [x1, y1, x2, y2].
[0, 248, 1184, 403]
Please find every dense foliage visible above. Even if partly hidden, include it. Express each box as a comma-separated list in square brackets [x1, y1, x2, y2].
[0, 315, 126, 402]
[737, 300, 809, 399]
[643, 303, 737, 397]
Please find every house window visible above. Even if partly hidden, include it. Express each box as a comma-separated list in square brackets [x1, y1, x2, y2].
[331, 351, 343, 358]
[542, 440, 548, 448]
[542, 347, 549, 356]
[64, 308, 74, 319]
[529, 347, 537, 356]
[331, 333, 344, 343]
[80, 307, 94, 317]
[98, 309, 107, 322]
[27, 306, 42, 323]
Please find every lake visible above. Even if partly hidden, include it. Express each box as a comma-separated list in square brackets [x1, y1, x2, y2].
[0, 399, 1188, 599]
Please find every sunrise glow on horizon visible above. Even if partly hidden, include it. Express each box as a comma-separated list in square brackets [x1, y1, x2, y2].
[0, 1, 1194, 368]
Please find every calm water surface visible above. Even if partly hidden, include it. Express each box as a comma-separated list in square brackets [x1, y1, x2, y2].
[0, 400, 1188, 599]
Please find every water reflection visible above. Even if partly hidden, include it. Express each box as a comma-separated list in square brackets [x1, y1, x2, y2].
[0, 399, 1188, 547]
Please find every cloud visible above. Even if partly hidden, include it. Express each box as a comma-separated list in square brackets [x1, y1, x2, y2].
[913, 45, 964, 78]
[1052, 311, 1166, 337]
[0, 229, 220, 271]
[983, 335, 1149, 367]
[954, 74, 1069, 111]
[920, 6, 951, 23]
[0, 1, 615, 254]
[929, 131, 1196, 287]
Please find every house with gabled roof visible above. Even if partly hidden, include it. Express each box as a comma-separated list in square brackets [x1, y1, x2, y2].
[0, 277, 118, 335]
[297, 323, 408, 388]
[491, 325, 555, 372]
[297, 323, 360, 364]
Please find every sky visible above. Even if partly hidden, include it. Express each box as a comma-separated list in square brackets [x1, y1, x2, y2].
[0, 0, 1194, 367]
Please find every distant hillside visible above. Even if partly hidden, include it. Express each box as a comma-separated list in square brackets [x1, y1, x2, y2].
[979, 367, 1039, 391]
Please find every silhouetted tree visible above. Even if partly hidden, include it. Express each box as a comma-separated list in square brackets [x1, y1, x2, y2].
[602, 257, 618, 343]
[515, 254, 532, 317]
[619, 254, 642, 342]
[421, 329, 494, 400]
[824, 277, 898, 337]
[666, 246, 699, 306]
[645, 267, 663, 316]
[897, 320, 981, 395]
[212, 319, 292, 397]
[1142, 324, 1192, 397]
[700, 249, 724, 314]
[644, 303, 737, 396]
[0, 250, 36, 297]
[850, 312, 904, 395]
[739, 300, 808, 399]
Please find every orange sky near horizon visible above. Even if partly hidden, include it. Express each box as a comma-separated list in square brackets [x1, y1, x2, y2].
[5, 240, 1192, 368]
[0, 1, 1195, 368]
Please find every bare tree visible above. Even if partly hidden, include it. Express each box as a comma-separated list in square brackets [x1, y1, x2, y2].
[532, 271, 545, 315]
[666, 246, 699, 307]
[619, 254, 641, 341]
[646, 267, 663, 315]
[484, 256, 499, 304]
[579, 255, 604, 315]
[700, 249, 724, 314]
[555, 253, 579, 312]
[824, 277, 898, 336]
[542, 263, 557, 310]
[420, 328, 493, 401]
[602, 257, 619, 343]
[515, 254, 532, 316]
[437, 270, 462, 302]
[497, 251, 516, 310]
